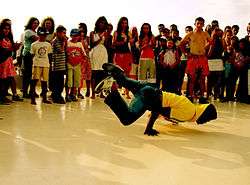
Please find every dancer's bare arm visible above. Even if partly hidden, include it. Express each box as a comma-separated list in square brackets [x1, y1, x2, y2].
[144, 112, 160, 136]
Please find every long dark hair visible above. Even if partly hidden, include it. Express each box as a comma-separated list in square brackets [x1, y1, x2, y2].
[79, 22, 88, 36]
[24, 17, 39, 30]
[116, 17, 129, 35]
[94, 16, 108, 33]
[139, 23, 153, 41]
[0, 22, 14, 44]
[41, 17, 55, 33]
[237, 38, 249, 56]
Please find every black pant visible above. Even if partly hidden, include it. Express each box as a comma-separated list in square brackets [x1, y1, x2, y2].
[161, 67, 179, 94]
[236, 66, 249, 102]
[51, 70, 65, 99]
[207, 71, 223, 98]
[22, 54, 33, 95]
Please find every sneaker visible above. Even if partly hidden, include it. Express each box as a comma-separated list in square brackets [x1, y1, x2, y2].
[95, 76, 114, 95]
[102, 63, 124, 75]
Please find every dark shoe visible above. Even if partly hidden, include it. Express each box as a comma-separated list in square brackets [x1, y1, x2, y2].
[52, 95, 65, 104]
[102, 63, 124, 76]
[34, 92, 39, 98]
[0, 97, 11, 105]
[12, 95, 24, 101]
[40, 90, 48, 97]
[65, 95, 72, 102]
[31, 99, 37, 105]
[56, 97, 66, 104]
[23, 93, 30, 99]
[3, 97, 12, 104]
[95, 76, 114, 95]
[220, 97, 228, 103]
[42, 99, 52, 104]
[71, 95, 78, 102]
[228, 97, 236, 102]
[77, 93, 84, 99]
[199, 96, 209, 104]
[85, 91, 90, 97]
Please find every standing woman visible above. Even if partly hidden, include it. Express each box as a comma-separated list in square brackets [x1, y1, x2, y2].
[22, 17, 39, 98]
[112, 17, 133, 99]
[41, 17, 55, 43]
[130, 26, 140, 80]
[41, 17, 55, 93]
[138, 23, 156, 84]
[89, 16, 109, 99]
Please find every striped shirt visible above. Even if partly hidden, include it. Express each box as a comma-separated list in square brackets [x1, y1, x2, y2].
[51, 38, 66, 71]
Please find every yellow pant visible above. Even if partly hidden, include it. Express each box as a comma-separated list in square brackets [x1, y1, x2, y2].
[32, 66, 49, 81]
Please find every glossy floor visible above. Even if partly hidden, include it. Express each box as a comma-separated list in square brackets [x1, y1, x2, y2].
[0, 96, 250, 185]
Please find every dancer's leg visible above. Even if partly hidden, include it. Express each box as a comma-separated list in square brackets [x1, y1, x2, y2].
[104, 90, 147, 125]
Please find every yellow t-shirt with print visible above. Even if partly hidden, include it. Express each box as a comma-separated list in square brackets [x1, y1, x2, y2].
[161, 92, 209, 122]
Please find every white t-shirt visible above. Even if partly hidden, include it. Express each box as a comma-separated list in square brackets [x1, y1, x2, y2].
[163, 50, 176, 65]
[30, 41, 52, 67]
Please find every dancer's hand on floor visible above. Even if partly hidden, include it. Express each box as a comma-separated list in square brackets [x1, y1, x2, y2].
[144, 128, 159, 136]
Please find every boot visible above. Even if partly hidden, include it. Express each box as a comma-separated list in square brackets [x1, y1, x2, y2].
[41, 81, 52, 104]
[30, 80, 38, 105]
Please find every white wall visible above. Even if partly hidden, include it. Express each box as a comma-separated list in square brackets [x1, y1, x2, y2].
[1, 0, 250, 41]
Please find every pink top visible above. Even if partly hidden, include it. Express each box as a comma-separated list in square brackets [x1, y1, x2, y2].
[139, 37, 155, 59]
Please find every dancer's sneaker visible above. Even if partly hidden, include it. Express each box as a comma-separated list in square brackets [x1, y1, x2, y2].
[95, 76, 114, 95]
[102, 63, 124, 76]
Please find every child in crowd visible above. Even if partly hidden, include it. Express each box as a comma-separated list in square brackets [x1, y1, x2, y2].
[0, 22, 22, 104]
[158, 38, 180, 93]
[78, 23, 91, 99]
[138, 23, 156, 84]
[65, 28, 86, 102]
[50, 25, 67, 104]
[30, 27, 53, 105]
[41, 17, 56, 94]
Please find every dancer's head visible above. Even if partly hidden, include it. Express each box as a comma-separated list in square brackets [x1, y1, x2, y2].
[196, 104, 217, 124]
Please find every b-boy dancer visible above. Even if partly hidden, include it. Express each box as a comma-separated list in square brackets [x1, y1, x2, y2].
[96, 63, 217, 136]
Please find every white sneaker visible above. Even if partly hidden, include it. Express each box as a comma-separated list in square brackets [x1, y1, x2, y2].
[95, 76, 114, 95]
